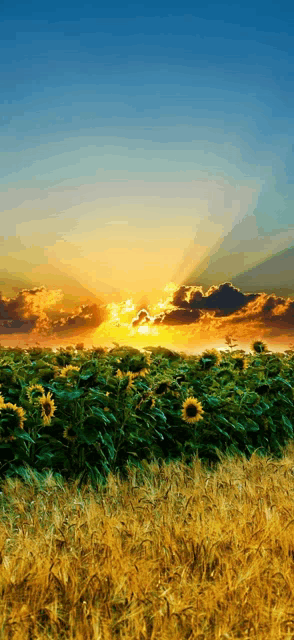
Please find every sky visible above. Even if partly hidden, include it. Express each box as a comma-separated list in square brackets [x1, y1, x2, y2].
[1, 0, 294, 353]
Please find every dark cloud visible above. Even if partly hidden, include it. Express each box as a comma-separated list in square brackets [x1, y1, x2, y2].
[131, 309, 152, 328]
[0, 287, 107, 336]
[0, 287, 63, 334]
[131, 282, 294, 332]
[0, 282, 293, 344]
[51, 303, 108, 335]
[229, 292, 294, 328]
[170, 282, 258, 315]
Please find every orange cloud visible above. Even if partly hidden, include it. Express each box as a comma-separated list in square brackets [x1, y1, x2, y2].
[0, 287, 63, 334]
[51, 303, 108, 335]
[0, 282, 293, 354]
[128, 282, 294, 348]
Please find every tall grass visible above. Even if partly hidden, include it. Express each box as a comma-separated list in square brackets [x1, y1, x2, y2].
[1, 441, 294, 638]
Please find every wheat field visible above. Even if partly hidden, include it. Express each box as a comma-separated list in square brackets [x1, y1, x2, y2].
[1, 439, 294, 639]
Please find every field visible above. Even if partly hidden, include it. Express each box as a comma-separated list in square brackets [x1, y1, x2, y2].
[0, 338, 294, 638]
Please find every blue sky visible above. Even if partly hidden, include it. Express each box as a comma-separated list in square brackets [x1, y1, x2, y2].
[1, 0, 294, 307]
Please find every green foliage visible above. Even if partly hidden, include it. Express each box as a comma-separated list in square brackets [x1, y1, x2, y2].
[0, 342, 293, 490]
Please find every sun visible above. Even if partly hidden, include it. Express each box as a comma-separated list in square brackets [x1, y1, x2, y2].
[137, 325, 150, 335]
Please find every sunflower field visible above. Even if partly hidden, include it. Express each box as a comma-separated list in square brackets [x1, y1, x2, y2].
[0, 339, 293, 489]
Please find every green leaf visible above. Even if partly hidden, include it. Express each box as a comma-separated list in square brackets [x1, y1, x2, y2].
[276, 393, 294, 407]
[78, 425, 99, 445]
[251, 405, 264, 416]
[258, 401, 270, 411]
[12, 450, 32, 465]
[232, 421, 246, 432]
[226, 418, 246, 432]
[153, 428, 164, 440]
[94, 376, 107, 386]
[245, 419, 260, 432]
[243, 392, 259, 405]
[91, 406, 111, 424]
[217, 415, 232, 427]
[99, 431, 116, 461]
[48, 388, 85, 401]
[204, 395, 221, 408]
[214, 425, 230, 439]
[35, 450, 55, 463]
[150, 407, 167, 423]
[13, 429, 35, 443]
[281, 414, 293, 435]
[246, 445, 257, 455]
[130, 433, 148, 444]
[88, 389, 108, 401]
[275, 376, 292, 389]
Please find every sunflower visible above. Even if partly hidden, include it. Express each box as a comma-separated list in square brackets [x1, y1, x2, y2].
[39, 392, 56, 425]
[231, 353, 249, 371]
[126, 372, 136, 393]
[59, 365, 80, 377]
[26, 383, 45, 403]
[131, 367, 150, 378]
[135, 391, 156, 411]
[250, 340, 269, 354]
[154, 381, 170, 395]
[199, 348, 222, 369]
[0, 402, 26, 441]
[181, 396, 204, 424]
[0, 402, 26, 429]
[63, 425, 77, 442]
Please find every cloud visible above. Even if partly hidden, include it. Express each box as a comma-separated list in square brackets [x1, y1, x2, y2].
[0, 287, 63, 334]
[0, 281, 293, 348]
[131, 281, 294, 335]
[51, 303, 108, 335]
[0, 287, 108, 336]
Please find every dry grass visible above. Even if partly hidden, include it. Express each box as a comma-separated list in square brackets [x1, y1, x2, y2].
[2, 442, 294, 638]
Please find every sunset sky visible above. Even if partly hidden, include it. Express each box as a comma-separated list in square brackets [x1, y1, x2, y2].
[1, 0, 293, 353]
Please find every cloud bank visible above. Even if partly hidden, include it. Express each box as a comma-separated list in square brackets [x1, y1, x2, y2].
[0, 282, 293, 352]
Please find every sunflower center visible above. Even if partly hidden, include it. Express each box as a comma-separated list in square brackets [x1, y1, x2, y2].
[43, 402, 52, 416]
[186, 404, 198, 417]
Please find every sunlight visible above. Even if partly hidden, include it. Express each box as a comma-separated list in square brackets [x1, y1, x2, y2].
[137, 325, 150, 335]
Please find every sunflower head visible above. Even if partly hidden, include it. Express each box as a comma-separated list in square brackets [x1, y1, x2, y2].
[231, 354, 249, 370]
[142, 351, 152, 367]
[63, 424, 77, 442]
[154, 381, 170, 395]
[39, 392, 56, 425]
[128, 352, 151, 376]
[126, 372, 136, 393]
[181, 396, 205, 424]
[91, 346, 107, 356]
[199, 348, 222, 369]
[26, 383, 45, 403]
[130, 367, 150, 378]
[0, 402, 26, 440]
[59, 365, 80, 378]
[250, 340, 269, 354]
